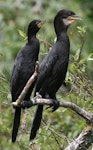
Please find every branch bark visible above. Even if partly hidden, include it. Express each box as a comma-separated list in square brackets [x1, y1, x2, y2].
[21, 97, 92, 123]
[65, 126, 93, 150]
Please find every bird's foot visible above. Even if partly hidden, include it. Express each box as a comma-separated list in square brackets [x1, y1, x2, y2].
[46, 99, 60, 112]
[51, 99, 60, 112]
[21, 100, 33, 108]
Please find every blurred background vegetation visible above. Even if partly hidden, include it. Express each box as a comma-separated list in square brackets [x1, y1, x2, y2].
[0, 0, 93, 149]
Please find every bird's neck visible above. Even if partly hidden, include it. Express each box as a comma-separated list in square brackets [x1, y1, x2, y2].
[57, 31, 69, 42]
[54, 18, 68, 37]
[27, 34, 36, 43]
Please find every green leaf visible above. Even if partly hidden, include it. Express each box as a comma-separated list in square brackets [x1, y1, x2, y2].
[87, 53, 93, 61]
[18, 29, 27, 40]
[0, 52, 3, 56]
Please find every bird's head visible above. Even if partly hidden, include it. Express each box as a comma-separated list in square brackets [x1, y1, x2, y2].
[54, 9, 80, 35]
[27, 20, 46, 38]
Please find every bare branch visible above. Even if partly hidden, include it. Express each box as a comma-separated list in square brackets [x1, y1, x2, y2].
[65, 126, 93, 150]
[29, 97, 93, 122]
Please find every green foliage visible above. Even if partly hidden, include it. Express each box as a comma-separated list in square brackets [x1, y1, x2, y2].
[0, 0, 93, 149]
[18, 29, 27, 40]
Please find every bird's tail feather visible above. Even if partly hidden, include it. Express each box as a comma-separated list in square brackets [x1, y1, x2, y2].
[12, 107, 21, 143]
[30, 105, 43, 140]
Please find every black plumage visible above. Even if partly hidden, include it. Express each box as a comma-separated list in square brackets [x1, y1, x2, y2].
[10, 20, 45, 142]
[30, 9, 80, 140]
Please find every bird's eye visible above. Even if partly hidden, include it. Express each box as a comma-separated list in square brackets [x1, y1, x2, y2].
[36, 21, 39, 25]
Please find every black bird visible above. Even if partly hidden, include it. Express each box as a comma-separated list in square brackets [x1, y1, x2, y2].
[10, 19, 45, 143]
[30, 9, 80, 140]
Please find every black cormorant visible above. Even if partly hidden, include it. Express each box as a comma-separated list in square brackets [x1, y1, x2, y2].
[10, 20, 45, 142]
[30, 9, 80, 140]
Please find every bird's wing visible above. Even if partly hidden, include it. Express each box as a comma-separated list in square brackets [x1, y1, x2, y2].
[34, 53, 58, 93]
[10, 53, 24, 102]
[10, 65, 21, 101]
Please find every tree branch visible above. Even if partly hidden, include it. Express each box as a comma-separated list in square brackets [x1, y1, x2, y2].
[65, 126, 93, 150]
[12, 92, 93, 123]
[26, 97, 92, 123]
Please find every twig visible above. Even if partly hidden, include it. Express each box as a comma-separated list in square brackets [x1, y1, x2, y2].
[77, 27, 86, 62]
[40, 39, 52, 48]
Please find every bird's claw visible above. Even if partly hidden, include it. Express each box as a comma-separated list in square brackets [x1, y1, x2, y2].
[51, 100, 60, 112]
[46, 99, 60, 112]
[21, 100, 33, 108]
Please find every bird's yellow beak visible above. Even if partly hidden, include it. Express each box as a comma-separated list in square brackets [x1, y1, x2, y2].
[37, 20, 47, 28]
[67, 15, 81, 24]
